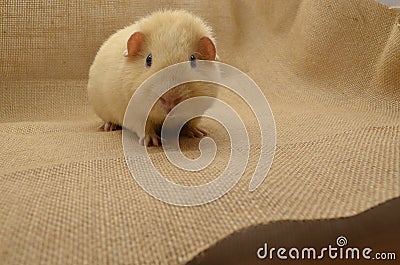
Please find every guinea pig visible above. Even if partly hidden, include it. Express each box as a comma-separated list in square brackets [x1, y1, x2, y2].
[87, 10, 219, 146]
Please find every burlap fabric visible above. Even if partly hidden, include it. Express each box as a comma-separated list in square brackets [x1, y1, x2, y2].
[1, 0, 399, 264]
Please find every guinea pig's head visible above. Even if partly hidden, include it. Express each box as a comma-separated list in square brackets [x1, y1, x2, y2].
[123, 10, 218, 120]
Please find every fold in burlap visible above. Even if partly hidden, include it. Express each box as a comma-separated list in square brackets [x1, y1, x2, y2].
[1, 0, 399, 264]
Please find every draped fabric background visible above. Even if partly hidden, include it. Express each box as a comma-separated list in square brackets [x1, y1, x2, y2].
[1, 0, 399, 264]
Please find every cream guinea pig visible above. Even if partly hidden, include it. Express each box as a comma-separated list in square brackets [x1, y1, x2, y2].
[87, 10, 219, 146]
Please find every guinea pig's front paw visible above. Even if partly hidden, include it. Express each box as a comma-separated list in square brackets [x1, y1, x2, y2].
[97, 122, 121, 132]
[142, 131, 161, 147]
[181, 125, 208, 138]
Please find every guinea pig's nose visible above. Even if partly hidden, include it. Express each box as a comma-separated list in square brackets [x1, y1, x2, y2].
[160, 95, 183, 113]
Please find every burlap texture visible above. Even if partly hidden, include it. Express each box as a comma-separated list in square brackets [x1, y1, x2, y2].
[1, 0, 399, 264]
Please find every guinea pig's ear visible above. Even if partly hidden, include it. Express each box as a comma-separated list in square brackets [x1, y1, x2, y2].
[198, 37, 217, 60]
[123, 31, 144, 57]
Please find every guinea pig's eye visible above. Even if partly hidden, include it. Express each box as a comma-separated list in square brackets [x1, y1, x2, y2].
[146, 54, 152, 68]
[190, 54, 196, 68]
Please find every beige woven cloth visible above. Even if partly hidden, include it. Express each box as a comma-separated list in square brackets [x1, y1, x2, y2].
[1, 0, 399, 264]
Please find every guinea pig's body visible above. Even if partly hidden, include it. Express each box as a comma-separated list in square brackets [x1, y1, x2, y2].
[87, 10, 218, 146]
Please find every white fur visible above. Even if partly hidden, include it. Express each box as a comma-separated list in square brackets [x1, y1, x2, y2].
[87, 10, 218, 143]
